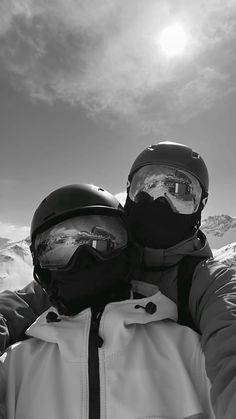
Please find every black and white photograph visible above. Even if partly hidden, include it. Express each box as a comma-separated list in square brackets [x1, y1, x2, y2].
[0, 1, 236, 418]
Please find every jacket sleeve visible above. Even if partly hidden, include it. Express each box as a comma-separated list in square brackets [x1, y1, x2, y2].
[190, 259, 236, 419]
[0, 281, 50, 354]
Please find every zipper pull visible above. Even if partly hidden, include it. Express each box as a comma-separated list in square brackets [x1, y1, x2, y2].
[91, 308, 104, 348]
[96, 335, 104, 348]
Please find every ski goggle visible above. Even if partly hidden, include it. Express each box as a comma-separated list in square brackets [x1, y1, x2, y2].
[128, 164, 202, 215]
[34, 214, 128, 270]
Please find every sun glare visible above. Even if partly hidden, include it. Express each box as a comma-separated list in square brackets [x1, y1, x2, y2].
[159, 24, 188, 57]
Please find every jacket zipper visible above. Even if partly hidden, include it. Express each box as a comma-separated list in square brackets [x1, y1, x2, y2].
[88, 308, 104, 419]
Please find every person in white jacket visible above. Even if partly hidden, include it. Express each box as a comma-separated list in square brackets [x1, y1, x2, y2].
[0, 184, 215, 419]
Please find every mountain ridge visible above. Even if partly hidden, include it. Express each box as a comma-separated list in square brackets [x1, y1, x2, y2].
[0, 238, 33, 292]
[201, 214, 236, 249]
[0, 237, 11, 249]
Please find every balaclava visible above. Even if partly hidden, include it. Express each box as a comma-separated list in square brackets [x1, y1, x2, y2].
[34, 244, 132, 316]
[125, 142, 209, 249]
[31, 184, 134, 316]
[124, 194, 201, 249]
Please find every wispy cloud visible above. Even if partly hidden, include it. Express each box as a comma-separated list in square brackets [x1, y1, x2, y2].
[0, 221, 29, 241]
[1, 0, 236, 127]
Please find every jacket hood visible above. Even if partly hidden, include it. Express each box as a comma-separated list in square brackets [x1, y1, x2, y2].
[25, 291, 177, 359]
[142, 230, 213, 268]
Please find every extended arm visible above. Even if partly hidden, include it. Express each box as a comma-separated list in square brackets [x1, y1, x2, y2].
[190, 260, 236, 419]
[0, 280, 50, 354]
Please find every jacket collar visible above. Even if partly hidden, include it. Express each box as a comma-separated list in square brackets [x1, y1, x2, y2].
[141, 230, 212, 269]
[26, 290, 177, 358]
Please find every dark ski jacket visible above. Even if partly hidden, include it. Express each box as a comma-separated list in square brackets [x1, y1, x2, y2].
[0, 230, 236, 418]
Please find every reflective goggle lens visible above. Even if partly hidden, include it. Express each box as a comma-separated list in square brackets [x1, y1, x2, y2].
[129, 165, 202, 214]
[34, 214, 127, 269]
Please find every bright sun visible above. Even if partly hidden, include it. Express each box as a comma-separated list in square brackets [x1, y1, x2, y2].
[159, 24, 188, 57]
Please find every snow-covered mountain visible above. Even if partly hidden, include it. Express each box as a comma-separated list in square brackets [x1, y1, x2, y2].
[201, 214, 236, 249]
[213, 242, 236, 268]
[0, 238, 33, 292]
[0, 237, 11, 249]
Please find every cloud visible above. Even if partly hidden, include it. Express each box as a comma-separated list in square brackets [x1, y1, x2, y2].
[0, 221, 29, 241]
[1, 0, 236, 127]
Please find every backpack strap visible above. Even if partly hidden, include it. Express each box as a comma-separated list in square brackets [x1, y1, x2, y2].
[177, 255, 208, 334]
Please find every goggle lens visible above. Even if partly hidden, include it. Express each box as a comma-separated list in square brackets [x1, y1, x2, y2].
[129, 165, 202, 215]
[34, 214, 127, 269]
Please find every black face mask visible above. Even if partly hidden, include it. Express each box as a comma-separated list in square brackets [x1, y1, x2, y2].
[125, 195, 199, 249]
[34, 245, 131, 316]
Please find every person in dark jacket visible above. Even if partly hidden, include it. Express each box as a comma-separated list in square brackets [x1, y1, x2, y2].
[124, 141, 236, 419]
[0, 141, 236, 419]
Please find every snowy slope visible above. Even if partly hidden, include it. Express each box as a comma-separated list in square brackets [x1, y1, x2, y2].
[0, 238, 33, 292]
[201, 215, 236, 249]
[0, 237, 11, 249]
[213, 242, 236, 268]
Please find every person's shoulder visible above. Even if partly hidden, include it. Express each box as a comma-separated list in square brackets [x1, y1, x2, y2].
[6, 336, 36, 353]
[198, 257, 235, 277]
[150, 318, 202, 354]
[3, 335, 45, 364]
[192, 256, 236, 297]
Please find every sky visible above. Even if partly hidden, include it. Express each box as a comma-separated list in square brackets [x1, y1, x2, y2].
[0, 0, 236, 240]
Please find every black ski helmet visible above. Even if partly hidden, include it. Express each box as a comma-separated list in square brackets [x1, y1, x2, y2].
[30, 184, 125, 247]
[127, 141, 209, 197]
[30, 184, 131, 316]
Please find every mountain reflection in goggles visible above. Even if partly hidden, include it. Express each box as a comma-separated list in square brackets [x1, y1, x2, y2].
[34, 215, 127, 269]
[129, 165, 202, 214]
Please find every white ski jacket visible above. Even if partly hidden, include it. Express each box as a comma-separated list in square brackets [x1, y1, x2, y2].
[0, 290, 215, 419]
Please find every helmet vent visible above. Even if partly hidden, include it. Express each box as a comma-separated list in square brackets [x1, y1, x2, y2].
[147, 145, 155, 151]
[192, 151, 200, 159]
